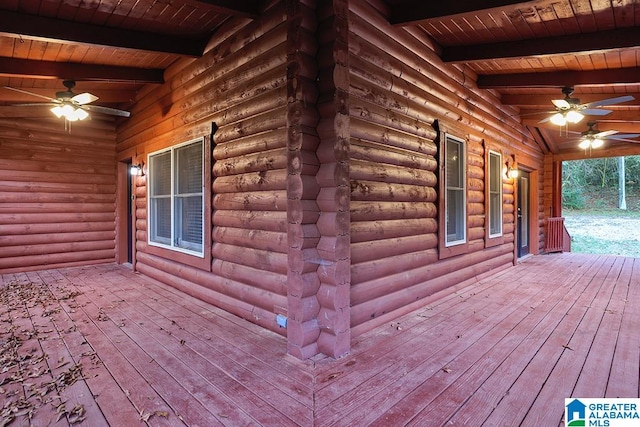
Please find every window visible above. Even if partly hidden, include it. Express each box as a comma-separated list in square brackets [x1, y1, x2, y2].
[445, 134, 466, 246]
[488, 151, 503, 237]
[148, 138, 204, 257]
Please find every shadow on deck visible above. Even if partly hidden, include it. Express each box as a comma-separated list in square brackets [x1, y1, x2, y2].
[1, 252, 638, 426]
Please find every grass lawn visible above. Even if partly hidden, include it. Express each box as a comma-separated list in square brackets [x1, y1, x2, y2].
[563, 187, 640, 257]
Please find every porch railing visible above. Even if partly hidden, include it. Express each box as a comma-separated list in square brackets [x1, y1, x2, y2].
[546, 217, 571, 253]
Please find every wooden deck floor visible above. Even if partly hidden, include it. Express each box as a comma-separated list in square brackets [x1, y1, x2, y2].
[1, 252, 639, 426]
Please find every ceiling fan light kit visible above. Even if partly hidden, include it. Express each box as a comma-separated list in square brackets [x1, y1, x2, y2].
[51, 103, 89, 121]
[550, 110, 584, 126]
[578, 138, 604, 150]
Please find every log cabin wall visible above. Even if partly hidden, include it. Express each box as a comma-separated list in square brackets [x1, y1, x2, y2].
[347, 0, 546, 337]
[0, 118, 117, 274]
[117, 2, 292, 334]
[111, 0, 549, 358]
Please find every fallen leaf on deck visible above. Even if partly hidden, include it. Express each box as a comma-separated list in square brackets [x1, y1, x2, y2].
[322, 371, 343, 382]
[442, 367, 452, 373]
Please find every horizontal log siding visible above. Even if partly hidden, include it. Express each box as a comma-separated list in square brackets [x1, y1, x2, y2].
[0, 118, 116, 273]
[348, 2, 543, 335]
[117, 2, 290, 334]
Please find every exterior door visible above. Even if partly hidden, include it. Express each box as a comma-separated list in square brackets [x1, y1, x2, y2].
[517, 171, 530, 258]
[126, 164, 133, 263]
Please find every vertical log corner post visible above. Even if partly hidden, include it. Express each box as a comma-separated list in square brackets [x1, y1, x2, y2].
[286, 0, 322, 359]
[287, 0, 351, 359]
[314, 0, 351, 358]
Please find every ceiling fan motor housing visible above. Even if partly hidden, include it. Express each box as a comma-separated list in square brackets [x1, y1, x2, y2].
[56, 80, 78, 102]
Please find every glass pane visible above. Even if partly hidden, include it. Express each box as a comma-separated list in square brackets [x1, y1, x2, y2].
[150, 197, 171, 244]
[447, 188, 464, 242]
[446, 139, 462, 188]
[176, 141, 202, 195]
[176, 195, 203, 249]
[490, 193, 501, 235]
[489, 153, 500, 192]
[150, 152, 171, 196]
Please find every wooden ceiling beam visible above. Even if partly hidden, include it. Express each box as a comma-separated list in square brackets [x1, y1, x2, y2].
[525, 125, 553, 154]
[554, 143, 640, 162]
[192, 0, 260, 17]
[0, 11, 207, 57]
[389, 0, 551, 25]
[442, 28, 640, 63]
[477, 68, 640, 88]
[0, 57, 164, 84]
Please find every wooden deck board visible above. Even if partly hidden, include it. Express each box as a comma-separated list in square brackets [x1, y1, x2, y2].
[88, 277, 305, 426]
[443, 256, 614, 426]
[2, 253, 639, 427]
[483, 254, 618, 426]
[400, 255, 594, 426]
[606, 258, 640, 399]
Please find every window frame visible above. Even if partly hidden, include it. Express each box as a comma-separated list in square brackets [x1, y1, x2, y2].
[438, 131, 470, 259]
[487, 150, 503, 239]
[484, 146, 506, 248]
[444, 134, 467, 247]
[148, 137, 205, 259]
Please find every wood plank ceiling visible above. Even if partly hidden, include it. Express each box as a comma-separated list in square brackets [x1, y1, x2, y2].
[0, 0, 638, 159]
[389, 0, 640, 159]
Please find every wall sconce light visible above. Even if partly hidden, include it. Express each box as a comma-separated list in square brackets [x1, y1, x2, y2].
[130, 163, 144, 176]
[506, 156, 518, 180]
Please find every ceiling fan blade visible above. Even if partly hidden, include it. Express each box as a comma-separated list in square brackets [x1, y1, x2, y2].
[71, 92, 98, 105]
[552, 99, 571, 109]
[585, 95, 635, 108]
[606, 133, 640, 140]
[3, 86, 58, 102]
[594, 130, 618, 138]
[519, 110, 556, 117]
[13, 102, 60, 107]
[83, 104, 131, 117]
[606, 137, 640, 143]
[581, 108, 612, 116]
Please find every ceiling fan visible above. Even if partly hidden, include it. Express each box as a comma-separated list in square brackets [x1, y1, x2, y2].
[3, 80, 131, 121]
[540, 86, 634, 126]
[570, 122, 640, 150]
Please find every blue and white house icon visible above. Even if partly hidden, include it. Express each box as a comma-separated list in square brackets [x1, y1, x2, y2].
[566, 399, 586, 424]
